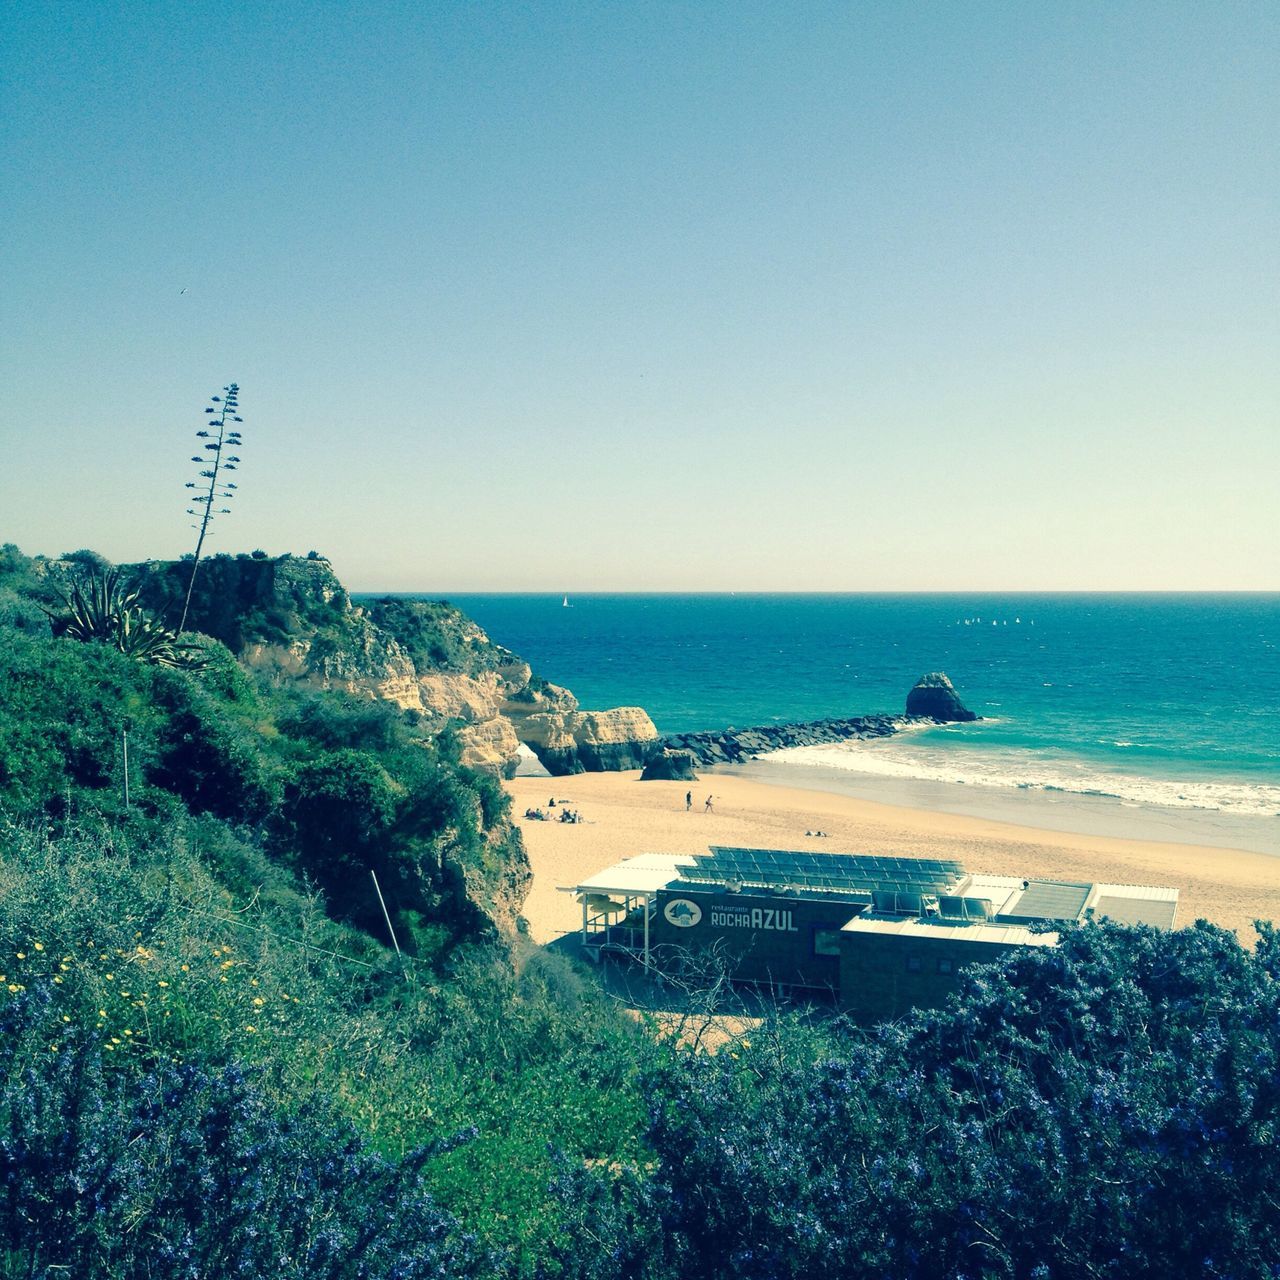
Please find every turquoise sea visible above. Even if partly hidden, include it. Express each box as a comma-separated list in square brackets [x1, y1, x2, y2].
[433, 594, 1280, 855]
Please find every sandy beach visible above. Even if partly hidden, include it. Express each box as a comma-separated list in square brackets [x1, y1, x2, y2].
[507, 772, 1280, 946]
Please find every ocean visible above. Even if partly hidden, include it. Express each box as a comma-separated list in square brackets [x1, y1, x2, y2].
[429, 594, 1280, 856]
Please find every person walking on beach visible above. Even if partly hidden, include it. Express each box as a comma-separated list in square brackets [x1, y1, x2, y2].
[685, 790, 692, 811]
[704, 794, 713, 813]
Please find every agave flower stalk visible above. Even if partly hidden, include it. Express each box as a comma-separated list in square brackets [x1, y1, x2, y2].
[180, 383, 244, 634]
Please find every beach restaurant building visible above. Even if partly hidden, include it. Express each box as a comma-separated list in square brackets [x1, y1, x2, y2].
[563, 846, 1179, 1020]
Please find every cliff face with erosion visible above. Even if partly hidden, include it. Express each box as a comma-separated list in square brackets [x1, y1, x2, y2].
[132, 554, 658, 776]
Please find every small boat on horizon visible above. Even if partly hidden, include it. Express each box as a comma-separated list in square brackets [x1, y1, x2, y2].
[562, 594, 570, 608]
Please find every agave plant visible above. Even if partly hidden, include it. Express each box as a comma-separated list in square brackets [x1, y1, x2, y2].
[48, 569, 207, 670]
[180, 383, 244, 633]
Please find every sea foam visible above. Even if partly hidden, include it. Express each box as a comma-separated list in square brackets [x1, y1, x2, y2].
[768, 740, 1280, 819]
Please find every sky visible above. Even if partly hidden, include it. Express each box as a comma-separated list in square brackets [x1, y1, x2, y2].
[1, 1, 1277, 591]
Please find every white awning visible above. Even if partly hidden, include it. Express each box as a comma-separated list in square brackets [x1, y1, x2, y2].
[560, 854, 693, 898]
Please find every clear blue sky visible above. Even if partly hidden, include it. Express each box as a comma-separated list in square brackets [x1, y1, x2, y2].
[2, 1, 1276, 590]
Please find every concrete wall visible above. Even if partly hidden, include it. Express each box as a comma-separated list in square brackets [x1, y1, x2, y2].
[838, 930, 1022, 1022]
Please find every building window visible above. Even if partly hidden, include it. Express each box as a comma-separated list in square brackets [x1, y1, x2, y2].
[906, 955, 922, 974]
[937, 958, 954, 975]
[814, 929, 841, 957]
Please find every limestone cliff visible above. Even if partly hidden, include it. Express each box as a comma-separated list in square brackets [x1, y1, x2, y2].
[132, 553, 659, 777]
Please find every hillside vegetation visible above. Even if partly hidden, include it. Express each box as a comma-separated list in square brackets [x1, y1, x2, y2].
[2, 543, 1277, 1280]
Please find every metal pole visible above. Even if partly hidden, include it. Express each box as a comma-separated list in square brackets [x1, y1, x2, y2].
[122, 729, 130, 812]
[643, 893, 650, 970]
[369, 869, 402, 957]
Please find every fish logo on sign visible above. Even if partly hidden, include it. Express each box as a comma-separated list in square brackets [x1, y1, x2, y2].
[663, 898, 703, 928]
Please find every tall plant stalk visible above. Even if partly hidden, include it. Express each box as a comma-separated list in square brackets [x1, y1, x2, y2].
[180, 384, 244, 634]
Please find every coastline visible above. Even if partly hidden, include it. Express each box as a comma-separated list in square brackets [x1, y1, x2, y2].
[728, 756, 1280, 857]
[507, 770, 1280, 948]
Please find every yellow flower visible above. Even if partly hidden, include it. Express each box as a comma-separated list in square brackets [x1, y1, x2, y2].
[252, 997, 264, 1007]
[62, 1015, 71, 1023]
[104, 1044, 116, 1052]
[7, 984, 20, 994]
[33, 942, 44, 952]
[158, 980, 169, 988]
[121, 991, 131, 998]
[220, 961, 233, 970]
[59, 963, 70, 971]
[105, 973, 114, 981]
[244, 1025, 256, 1033]
[110, 1037, 122, 1045]
[52, 976, 63, 985]
[99, 954, 108, 961]
[98, 1009, 107, 1018]
[180, 964, 189, 972]
[123, 1029, 133, 1037]
[49, 1043, 58, 1052]
[15, 952, 25, 960]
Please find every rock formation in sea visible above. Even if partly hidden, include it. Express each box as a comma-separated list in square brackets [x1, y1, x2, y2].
[905, 671, 978, 722]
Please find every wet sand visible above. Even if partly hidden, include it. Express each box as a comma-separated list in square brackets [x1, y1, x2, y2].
[508, 771, 1280, 946]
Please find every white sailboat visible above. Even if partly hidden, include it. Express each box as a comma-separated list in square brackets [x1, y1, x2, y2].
[562, 594, 570, 608]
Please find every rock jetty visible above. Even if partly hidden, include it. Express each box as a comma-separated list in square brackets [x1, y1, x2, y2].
[660, 673, 979, 767]
[660, 714, 902, 767]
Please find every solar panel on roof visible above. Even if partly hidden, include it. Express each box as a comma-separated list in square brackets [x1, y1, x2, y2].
[691, 848, 966, 898]
[1003, 882, 1090, 922]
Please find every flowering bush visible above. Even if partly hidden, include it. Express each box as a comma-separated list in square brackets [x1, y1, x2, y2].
[551, 923, 1280, 1280]
[0, 983, 493, 1279]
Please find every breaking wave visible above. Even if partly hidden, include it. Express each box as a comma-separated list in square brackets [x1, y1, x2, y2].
[767, 740, 1280, 819]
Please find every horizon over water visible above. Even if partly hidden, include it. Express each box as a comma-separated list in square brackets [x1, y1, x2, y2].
[390, 592, 1280, 857]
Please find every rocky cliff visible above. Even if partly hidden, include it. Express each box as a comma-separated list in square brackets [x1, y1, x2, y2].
[132, 553, 658, 777]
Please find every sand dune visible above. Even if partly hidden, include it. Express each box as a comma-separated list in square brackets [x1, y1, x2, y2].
[507, 772, 1280, 946]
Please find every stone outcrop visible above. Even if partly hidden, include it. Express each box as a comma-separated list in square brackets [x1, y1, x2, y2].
[905, 672, 977, 722]
[516, 706, 660, 775]
[640, 748, 699, 781]
[455, 717, 522, 774]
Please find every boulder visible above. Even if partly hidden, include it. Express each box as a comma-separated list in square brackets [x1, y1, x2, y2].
[905, 672, 977, 722]
[640, 748, 700, 782]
